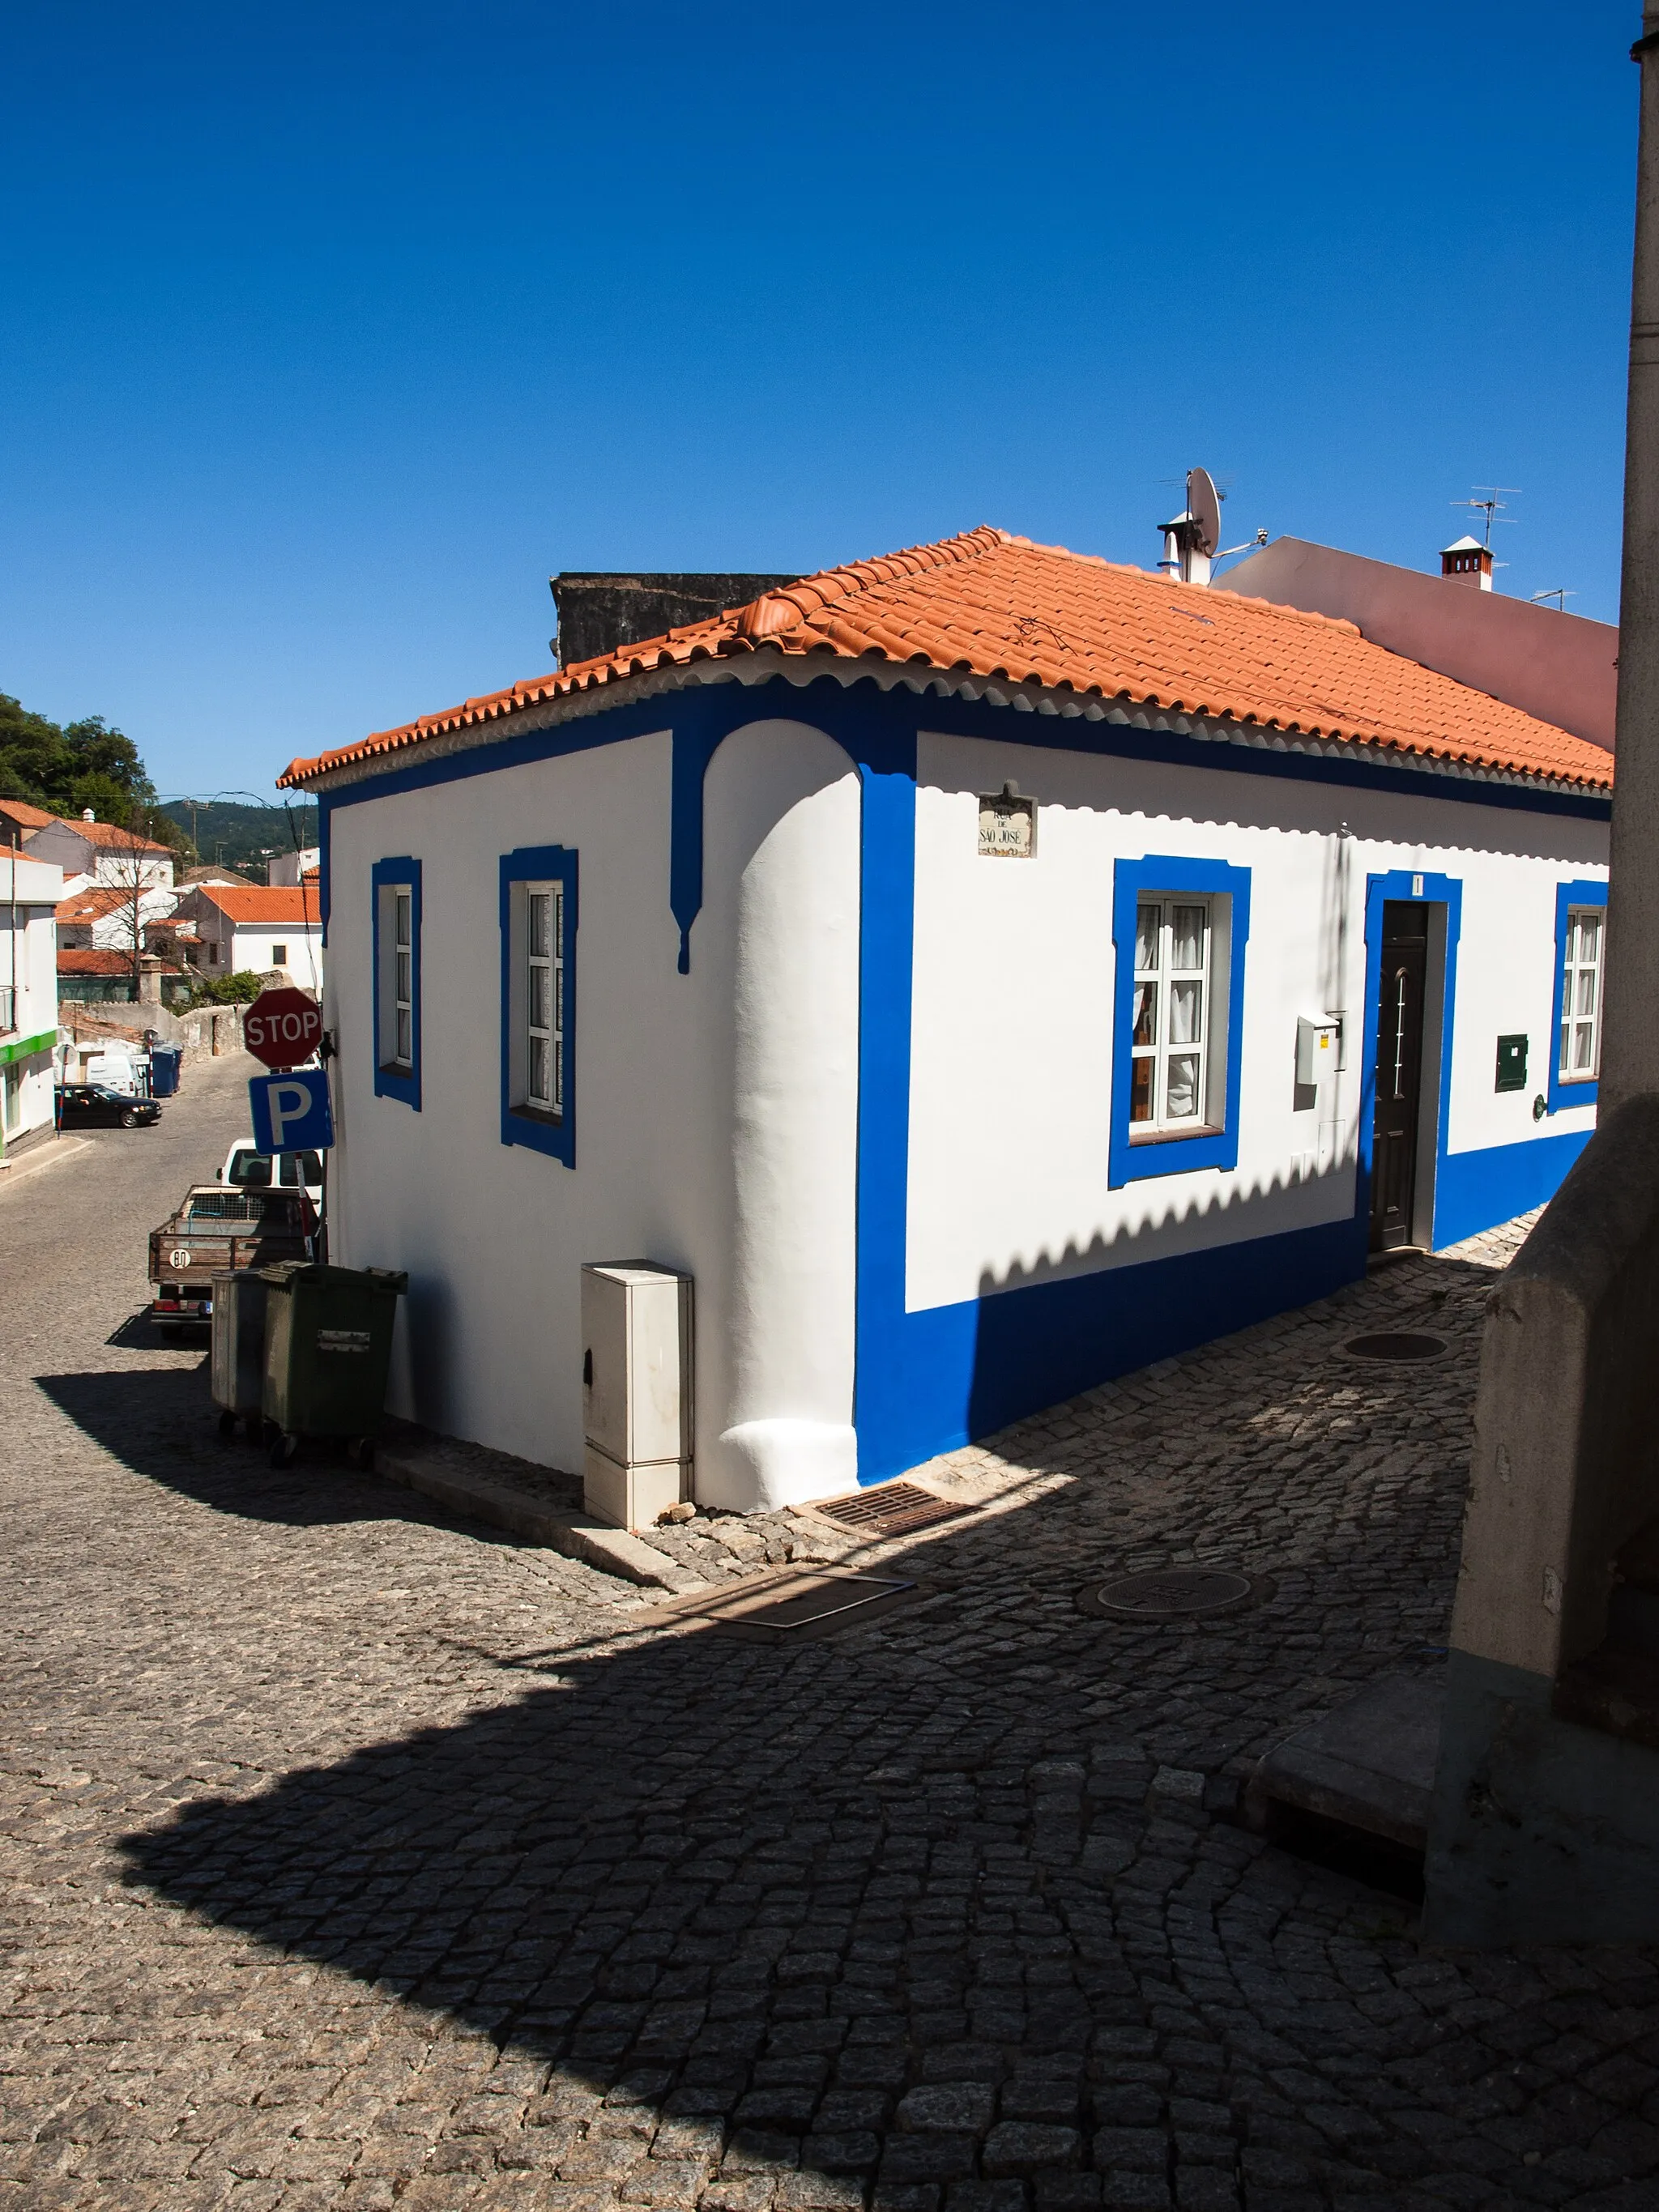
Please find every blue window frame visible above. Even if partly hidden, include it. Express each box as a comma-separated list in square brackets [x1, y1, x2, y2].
[371, 857, 421, 1110]
[500, 843, 578, 1166]
[1109, 855, 1251, 1188]
[1547, 878, 1608, 1115]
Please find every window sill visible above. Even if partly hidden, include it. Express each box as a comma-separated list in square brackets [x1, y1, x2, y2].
[1128, 1123, 1224, 1148]
[509, 1102, 565, 1130]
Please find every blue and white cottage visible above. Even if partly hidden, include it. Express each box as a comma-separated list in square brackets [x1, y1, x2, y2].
[279, 526, 1614, 1515]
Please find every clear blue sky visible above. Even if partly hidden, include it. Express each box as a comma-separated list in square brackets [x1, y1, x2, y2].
[0, 2, 1638, 799]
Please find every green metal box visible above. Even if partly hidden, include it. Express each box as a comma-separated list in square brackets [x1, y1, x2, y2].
[259, 1261, 407, 1452]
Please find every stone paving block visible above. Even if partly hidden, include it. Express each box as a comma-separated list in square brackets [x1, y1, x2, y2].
[0, 1159, 1637, 2212]
[980, 2127, 1081, 2179]
[896, 2089, 996, 2136]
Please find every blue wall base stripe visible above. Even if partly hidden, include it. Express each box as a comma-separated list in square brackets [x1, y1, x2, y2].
[1432, 1128, 1590, 1251]
[859, 1213, 1368, 1485]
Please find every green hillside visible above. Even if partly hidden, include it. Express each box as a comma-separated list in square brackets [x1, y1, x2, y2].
[160, 800, 318, 874]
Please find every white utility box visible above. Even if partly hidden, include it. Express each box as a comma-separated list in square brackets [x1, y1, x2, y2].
[1295, 1017, 1340, 1088]
[580, 1261, 693, 1532]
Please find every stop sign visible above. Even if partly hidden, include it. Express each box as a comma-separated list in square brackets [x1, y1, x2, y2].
[244, 987, 324, 1069]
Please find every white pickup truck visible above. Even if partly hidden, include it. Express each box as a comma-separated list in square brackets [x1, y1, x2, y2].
[220, 1140, 324, 1215]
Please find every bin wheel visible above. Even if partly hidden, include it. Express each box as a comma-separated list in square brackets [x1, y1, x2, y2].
[244, 1412, 264, 1443]
[216, 1409, 237, 1440]
[269, 1431, 299, 1469]
[348, 1436, 376, 1473]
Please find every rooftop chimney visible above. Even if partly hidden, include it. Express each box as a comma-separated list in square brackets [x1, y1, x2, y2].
[1440, 535, 1494, 590]
[81, 807, 96, 821]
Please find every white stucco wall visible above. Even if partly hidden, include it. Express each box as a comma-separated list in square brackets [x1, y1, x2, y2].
[230, 924, 322, 991]
[906, 731, 1607, 1310]
[0, 855, 63, 1143]
[324, 718, 859, 1508]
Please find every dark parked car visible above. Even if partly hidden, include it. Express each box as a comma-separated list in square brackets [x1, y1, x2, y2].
[56, 1084, 162, 1131]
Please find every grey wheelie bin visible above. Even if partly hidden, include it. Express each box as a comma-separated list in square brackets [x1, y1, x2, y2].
[258, 1260, 407, 1468]
[210, 1268, 273, 1440]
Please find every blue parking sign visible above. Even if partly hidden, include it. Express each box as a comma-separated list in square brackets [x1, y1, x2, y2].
[249, 1068, 335, 1155]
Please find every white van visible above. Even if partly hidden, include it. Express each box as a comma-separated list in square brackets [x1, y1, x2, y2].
[220, 1140, 324, 1214]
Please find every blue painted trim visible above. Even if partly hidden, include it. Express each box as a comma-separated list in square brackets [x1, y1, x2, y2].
[310, 676, 1611, 828]
[857, 1213, 1367, 1485]
[1108, 855, 1251, 1188]
[318, 795, 333, 944]
[1546, 878, 1609, 1115]
[498, 845, 578, 1167]
[370, 857, 421, 1111]
[1433, 1128, 1592, 1249]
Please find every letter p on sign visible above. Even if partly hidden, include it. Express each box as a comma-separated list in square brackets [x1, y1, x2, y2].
[249, 1068, 334, 1156]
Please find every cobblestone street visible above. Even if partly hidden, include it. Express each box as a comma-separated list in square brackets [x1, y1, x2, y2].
[5, 1066, 1659, 2211]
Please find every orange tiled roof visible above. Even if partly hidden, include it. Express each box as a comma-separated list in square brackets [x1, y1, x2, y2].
[190, 884, 318, 925]
[278, 527, 1614, 793]
[55, 885, 164, 923]
[0, 798, 59, 829]
[58, 947, 138, 975]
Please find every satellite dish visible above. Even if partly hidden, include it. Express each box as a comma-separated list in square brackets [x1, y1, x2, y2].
[1187, 467, 1222, 558]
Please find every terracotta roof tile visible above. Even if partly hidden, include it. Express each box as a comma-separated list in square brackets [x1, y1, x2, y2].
[279, 527, 1614, 794]
[188, 885, 319, 925]
[58, 947, 139, 975]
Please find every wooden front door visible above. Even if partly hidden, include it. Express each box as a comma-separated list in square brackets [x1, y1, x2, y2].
[1370, 901, 1429, 1252]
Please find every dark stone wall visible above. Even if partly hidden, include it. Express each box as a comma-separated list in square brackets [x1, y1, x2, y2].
[548, 573, 799, 668]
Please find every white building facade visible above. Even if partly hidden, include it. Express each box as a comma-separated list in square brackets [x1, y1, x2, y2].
[284, 529, 1613, 1511]
[0, 850, 65, 1152]
[171, 885, 323, 991]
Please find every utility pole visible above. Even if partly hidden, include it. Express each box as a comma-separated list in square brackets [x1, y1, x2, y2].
[1601, 0, 1659, 1110]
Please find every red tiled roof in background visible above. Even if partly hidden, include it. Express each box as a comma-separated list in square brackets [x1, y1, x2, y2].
[0, 798, 59, 830]
[279, 527, 1614, 794]
[55, 886, 168, 923]
[187, 885, 320, 926]
[58, 947, 140, 975]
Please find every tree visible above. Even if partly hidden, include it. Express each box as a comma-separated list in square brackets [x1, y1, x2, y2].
[99, 823, 167, 999]
[0, 693, 193, 861]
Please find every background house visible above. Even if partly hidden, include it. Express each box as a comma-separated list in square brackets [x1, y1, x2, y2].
[55, 880, 180, 954]
[267, 846, 320, 886]
[0, 836, 63, 1153]
[283, 526, 1613, 1516]
[14, 808, 176, 895]
[169, 883, 322, 989]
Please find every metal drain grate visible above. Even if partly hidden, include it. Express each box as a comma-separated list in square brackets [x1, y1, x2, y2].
[1080, 1566, 1269, 1620]
[638, 1566, 917, 1641]
[1343, 1331, 1450, 1363]
[812, 1481, 977, 1536]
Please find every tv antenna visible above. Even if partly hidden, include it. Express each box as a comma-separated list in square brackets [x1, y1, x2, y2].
[1452, 485, 1521, 547]
[1529, 587, 1576, 610]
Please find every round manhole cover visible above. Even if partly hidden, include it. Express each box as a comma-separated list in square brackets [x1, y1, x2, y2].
[1080, 1567, 1269, 1621]
[1343, 1331, 1450, 1363]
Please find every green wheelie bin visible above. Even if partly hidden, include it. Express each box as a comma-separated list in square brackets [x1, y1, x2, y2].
[258, 1260, 408, 1468]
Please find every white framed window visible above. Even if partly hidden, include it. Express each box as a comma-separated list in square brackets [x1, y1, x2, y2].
[377, 884, 415, 1071]
[522, 880, 564, 1115]
[373, 864, 420, 1106]
[1130, 896, 1214, 1135]
[1559, 905, 1604, 1083]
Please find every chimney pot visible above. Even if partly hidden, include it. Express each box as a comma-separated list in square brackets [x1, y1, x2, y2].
[1440, 535, 1494, 590]
[82, 808, 96, 821]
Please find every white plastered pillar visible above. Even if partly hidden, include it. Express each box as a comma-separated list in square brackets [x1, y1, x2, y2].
[695, 721, 862, 1511]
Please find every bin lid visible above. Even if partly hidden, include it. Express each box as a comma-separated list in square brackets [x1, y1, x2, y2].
[254, 1260, 408, 1294]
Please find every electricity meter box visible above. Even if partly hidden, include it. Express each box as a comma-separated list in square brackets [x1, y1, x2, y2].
[1296, 1017, 1340, 1087]
[581, 1261, 693, 1532]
